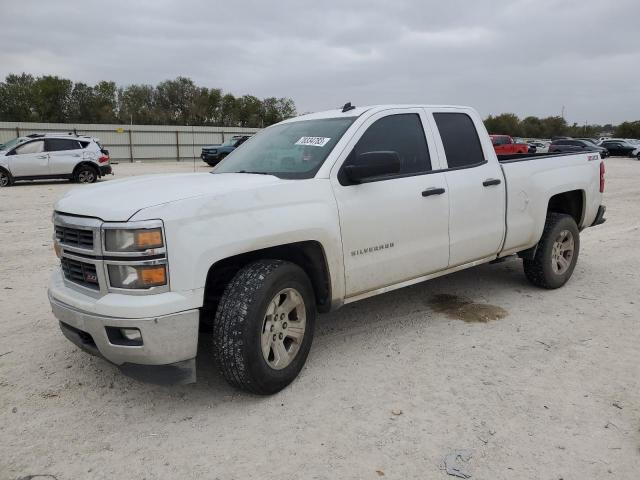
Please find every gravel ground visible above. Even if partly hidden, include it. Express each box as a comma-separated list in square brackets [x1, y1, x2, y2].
[1, 159, 638, 480]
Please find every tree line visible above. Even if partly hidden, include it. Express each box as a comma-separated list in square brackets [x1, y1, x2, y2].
[484, 113, 639, 139]
[0, 74, 296, 127]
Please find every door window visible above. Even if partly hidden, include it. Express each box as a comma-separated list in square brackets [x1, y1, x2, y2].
[434, 113, 485, 168]
[46, 139, 81, 151]
[340, 113, 431, 183]
[13, 140, 44, 155]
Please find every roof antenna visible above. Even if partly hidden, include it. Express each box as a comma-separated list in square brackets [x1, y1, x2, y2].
[342, 102, 356, 113]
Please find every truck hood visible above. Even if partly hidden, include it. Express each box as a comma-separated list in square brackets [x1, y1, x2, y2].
[55, 172, 285, 221]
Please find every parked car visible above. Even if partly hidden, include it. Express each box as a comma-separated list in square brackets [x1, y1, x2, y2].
[201, 135, 251, 166]
[527, 140, 550, 154]
[548, 139, 608, 157]
[0, 133, 111, 187]
[599, 139, 639, 158]
[490, 135, 529, 154]
[49, 104, 606, 394]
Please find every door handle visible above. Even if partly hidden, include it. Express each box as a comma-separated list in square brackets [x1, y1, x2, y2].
[72, 154, 81, 157]
[483, 178, 502, 187]
[36, 155, 48, 159]
[422, 187, 445, 197]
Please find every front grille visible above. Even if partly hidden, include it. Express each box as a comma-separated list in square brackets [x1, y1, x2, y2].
[55, 226, 94, 250]
[60, 258, 99, 290]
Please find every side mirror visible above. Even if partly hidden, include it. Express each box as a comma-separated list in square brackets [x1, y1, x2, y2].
[344, 151, 401, 183]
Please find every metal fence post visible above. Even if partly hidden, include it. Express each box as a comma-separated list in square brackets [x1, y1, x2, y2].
[16, 126, 20, 138]
[176, 131, 180, 161]
[128, 129, 134, 163]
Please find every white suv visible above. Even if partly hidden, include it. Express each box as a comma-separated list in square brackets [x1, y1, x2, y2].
[0, 133, 112, 187]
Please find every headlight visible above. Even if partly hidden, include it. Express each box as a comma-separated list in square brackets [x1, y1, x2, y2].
[108, 264, 167, 289]
[105, 227, 164, 252]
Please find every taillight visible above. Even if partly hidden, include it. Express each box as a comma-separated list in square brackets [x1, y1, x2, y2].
[599, 161, 605, 193]
[98, 155, 109, 164]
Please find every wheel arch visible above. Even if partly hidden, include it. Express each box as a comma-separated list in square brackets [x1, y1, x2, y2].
[547, 189, 585, 227]
[518, 189, 585, 260]
[201, 240, 332, 329]
[72, 161, 100, 177]
[0, 165, 13, 184]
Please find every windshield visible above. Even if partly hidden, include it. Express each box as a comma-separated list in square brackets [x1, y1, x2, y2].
[222, 137, 242, 147]
[213, 117, 356, 179]
[0, 137, 27, 151]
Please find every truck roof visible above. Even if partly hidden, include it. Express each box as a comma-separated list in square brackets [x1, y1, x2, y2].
[281, 104, 475, 123]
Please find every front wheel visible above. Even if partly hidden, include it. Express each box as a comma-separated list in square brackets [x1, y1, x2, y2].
[0, 169, 12, 187]
[523, 213, 580, 289]
[213, 260, 316, 394]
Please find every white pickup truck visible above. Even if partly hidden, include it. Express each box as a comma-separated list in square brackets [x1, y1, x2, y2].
[48, 104, 606, 394]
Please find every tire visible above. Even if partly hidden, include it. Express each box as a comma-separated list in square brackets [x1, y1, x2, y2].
[213, 259, 316, 394]
[73, 165, 98, 184]
[0, 168, 12, 187]
[523, 213, 580, 289]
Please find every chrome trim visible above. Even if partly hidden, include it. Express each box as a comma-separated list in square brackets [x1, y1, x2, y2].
[104, 257, 171, 295]
[100, 220, 167, 258]
[53, 213, 170, 296]
[53, 213, 101, 256]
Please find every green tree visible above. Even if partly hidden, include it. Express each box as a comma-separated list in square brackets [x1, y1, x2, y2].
[0, 73, 36, 121]
[219, 93, 239, 127]
[118, 84, 155, 124]
[0, 73, 297, 126]
[484, 113, 521, 136]
[614, 121, 640, 138]
[92, 81, 118, 123]
[67, 82, 97, 123]
[32, 75, 73, 122]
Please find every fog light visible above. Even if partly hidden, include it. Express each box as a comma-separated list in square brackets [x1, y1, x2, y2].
[121, 328, 142, 342]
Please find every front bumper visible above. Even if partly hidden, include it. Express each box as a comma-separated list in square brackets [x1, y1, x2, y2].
[201, 154, 221, 165]
[49, 293, 199, 384]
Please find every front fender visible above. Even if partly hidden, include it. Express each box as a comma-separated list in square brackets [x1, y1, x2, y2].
[131, 179, 345, 307]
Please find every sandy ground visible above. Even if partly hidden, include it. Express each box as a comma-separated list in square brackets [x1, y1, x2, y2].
[0, 159, 638, 480]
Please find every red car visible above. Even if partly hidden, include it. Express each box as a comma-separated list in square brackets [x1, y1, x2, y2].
[490, 135, 529, 154]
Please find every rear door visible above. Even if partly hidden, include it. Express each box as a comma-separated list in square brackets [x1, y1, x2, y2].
[7, 139, 48, 177]
[46, 138, 84, 175]
[429, 110, 505, 267]
[331, 109, 450, 297]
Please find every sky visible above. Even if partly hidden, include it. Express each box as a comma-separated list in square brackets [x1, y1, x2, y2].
[1, 0, 639, 124]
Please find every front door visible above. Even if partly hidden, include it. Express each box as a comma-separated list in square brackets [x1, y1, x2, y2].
[331, 109, 450, 297]
[7, 139, 48, 177]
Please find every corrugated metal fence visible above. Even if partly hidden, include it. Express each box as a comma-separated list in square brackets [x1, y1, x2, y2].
[0, 122, 260, 162]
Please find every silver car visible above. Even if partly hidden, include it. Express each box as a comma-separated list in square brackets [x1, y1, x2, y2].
[0, 134, 112, 187]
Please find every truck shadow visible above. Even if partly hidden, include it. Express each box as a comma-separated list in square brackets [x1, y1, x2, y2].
[189, 257, 529, 396]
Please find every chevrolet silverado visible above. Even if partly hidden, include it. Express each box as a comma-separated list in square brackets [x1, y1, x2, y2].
[48, 104, 606, 394]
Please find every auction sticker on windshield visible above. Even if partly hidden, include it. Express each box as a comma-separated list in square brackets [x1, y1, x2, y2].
[295, 137, 331, 147]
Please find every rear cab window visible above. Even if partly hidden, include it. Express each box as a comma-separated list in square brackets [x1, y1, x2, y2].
[433, 112, 485, 169]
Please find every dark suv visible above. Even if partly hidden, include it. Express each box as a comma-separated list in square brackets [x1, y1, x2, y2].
[549, 139, 608, 158]
[201, 135, 251, 166]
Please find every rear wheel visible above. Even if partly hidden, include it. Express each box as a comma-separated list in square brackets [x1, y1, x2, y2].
[523, 213, 580, 289]
[212, 259, 316, 394]
[0, 169, 12, 187]
[74, 165, 98, 184]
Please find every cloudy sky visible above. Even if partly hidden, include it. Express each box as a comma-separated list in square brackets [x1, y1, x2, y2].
[1, 0, 639, 124]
